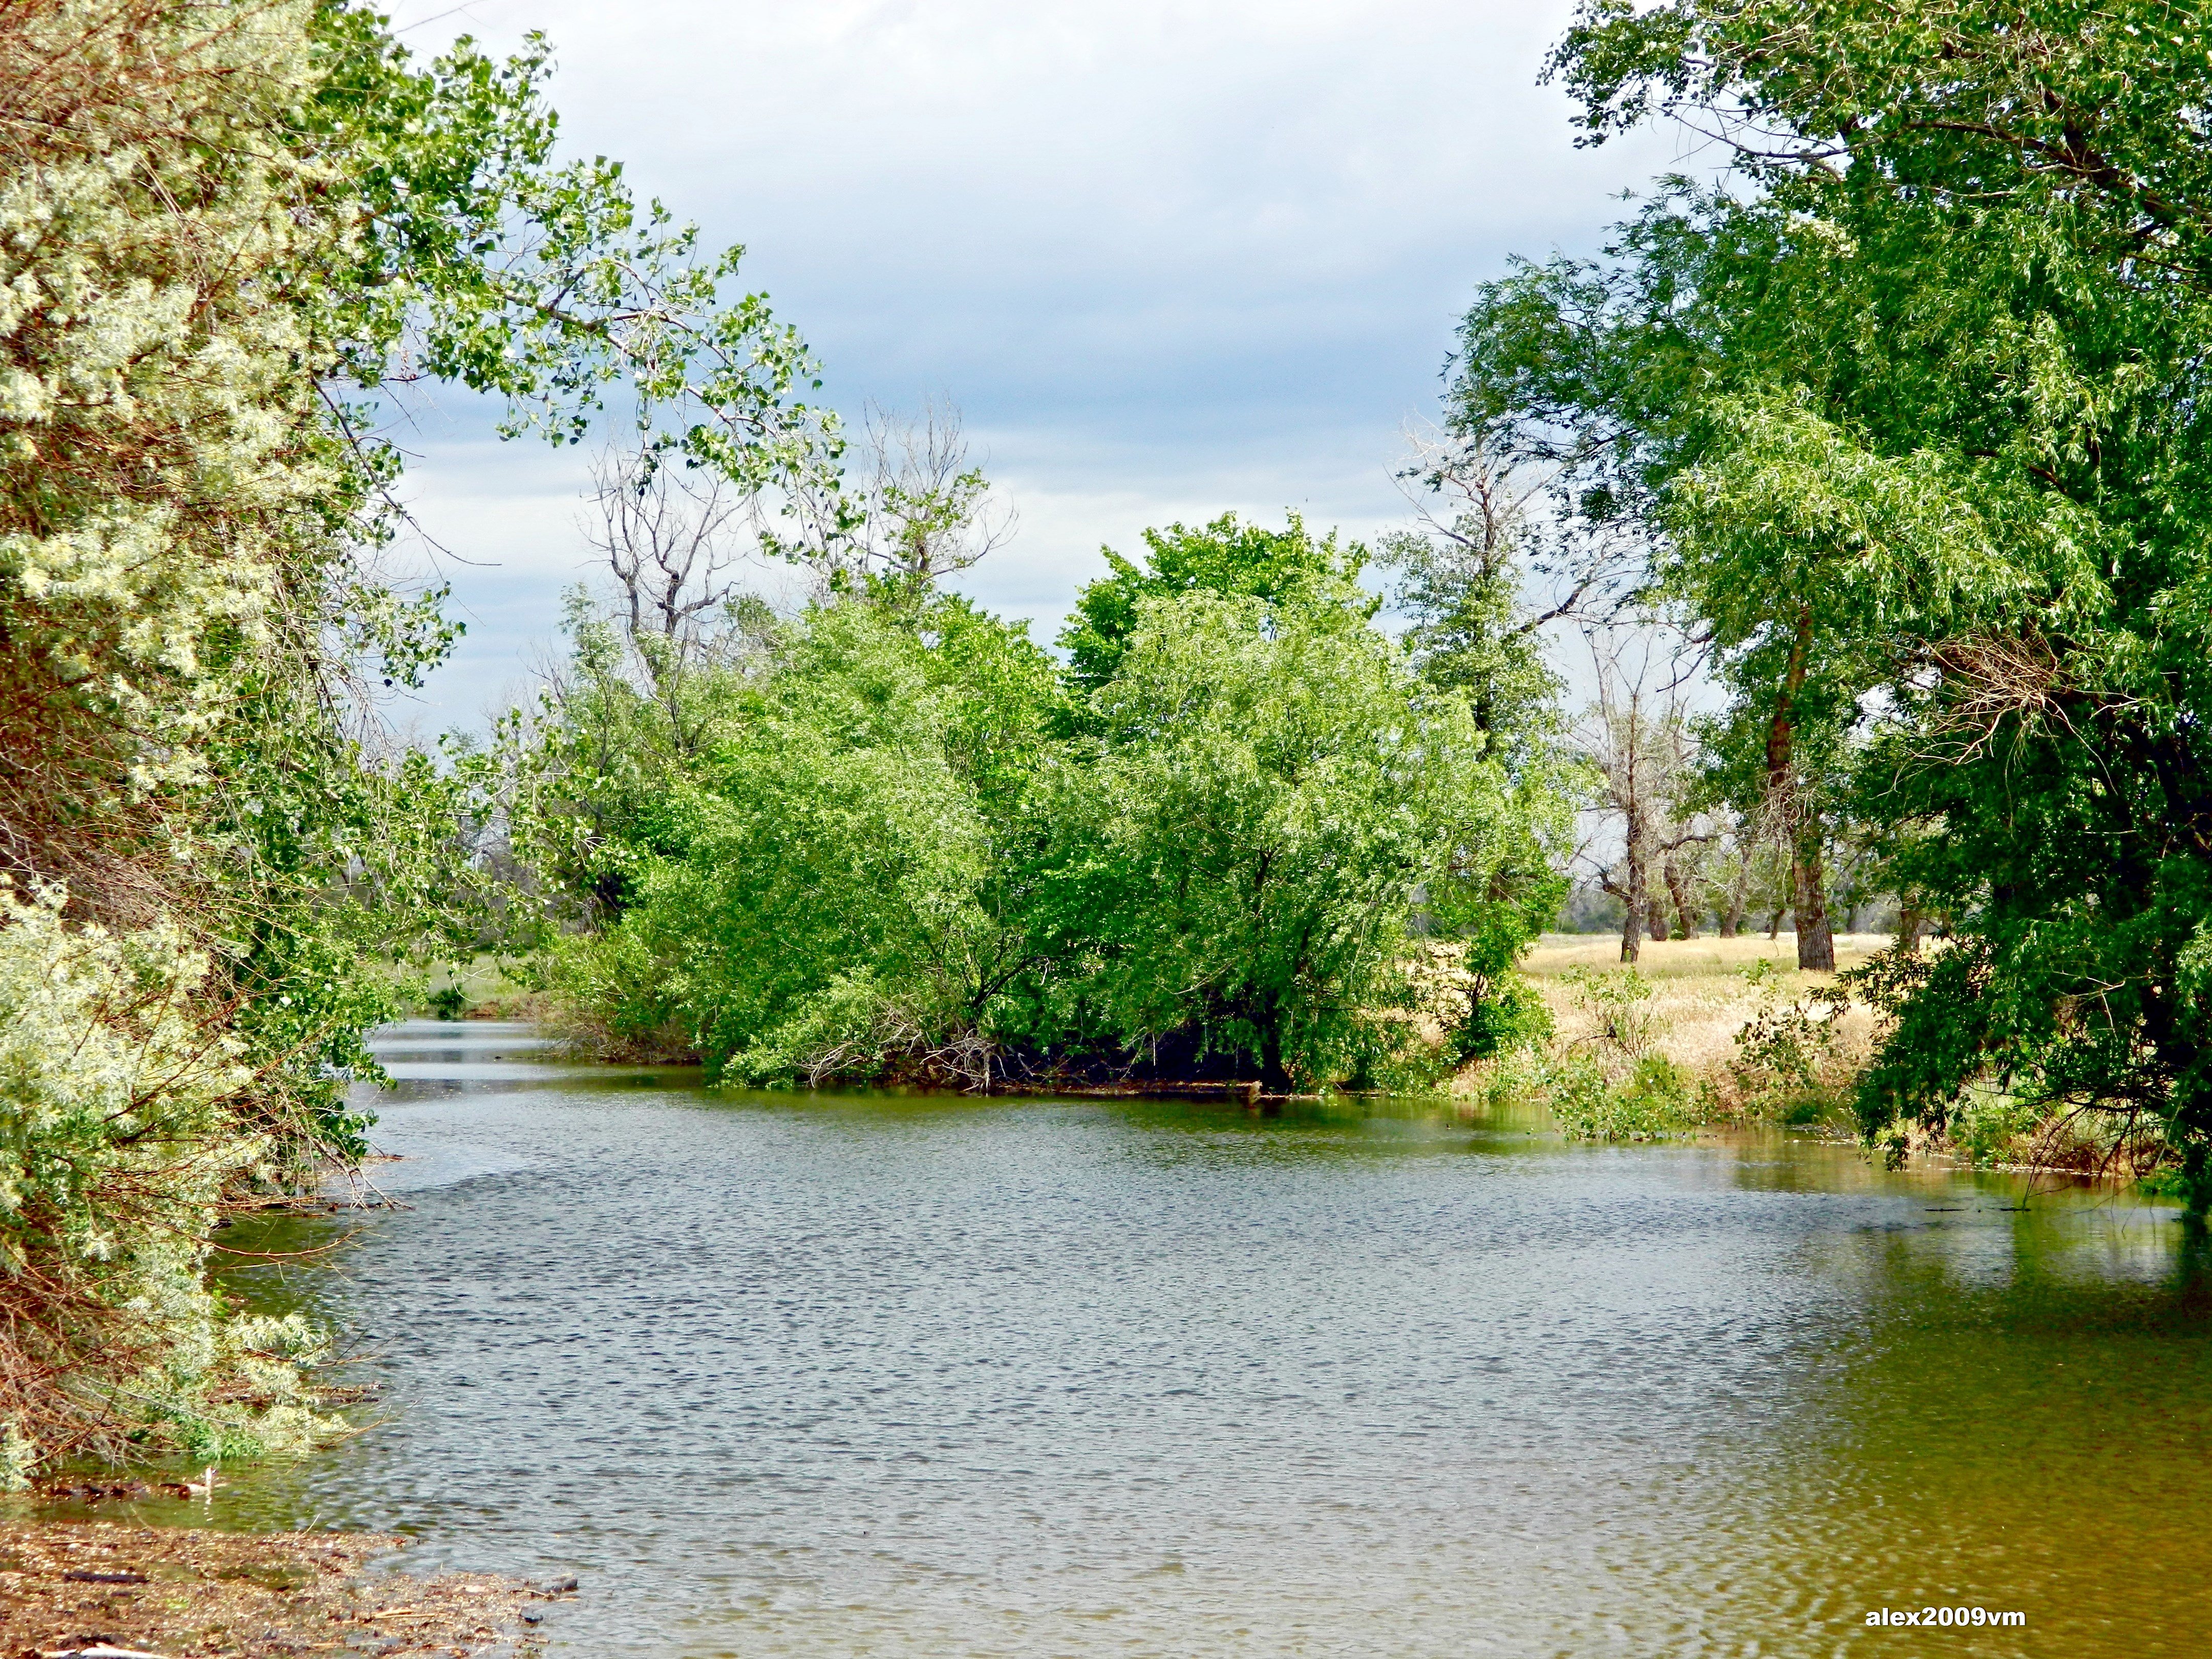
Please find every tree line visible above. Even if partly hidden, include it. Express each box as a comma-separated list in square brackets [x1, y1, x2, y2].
[496, 448, 1568, 1096]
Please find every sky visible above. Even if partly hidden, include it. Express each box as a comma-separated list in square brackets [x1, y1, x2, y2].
[376, 0, 1687, 725]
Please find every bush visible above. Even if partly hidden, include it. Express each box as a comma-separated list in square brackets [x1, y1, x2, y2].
[526, 576, 1568, 1096]
[1035, 584, 1542, 1091]
[1547, 1053, 1709, 1141]
[0, 883, 338, 1482]
[427, 985, 469, 1021]
[1451, 968, 1555, 1062]
[1560, 965, 1664, 1059]
[1946, 1088, 2045, 1167]
[1526, 966, 1708, 1139]
[1728, 990, 1852, 1124]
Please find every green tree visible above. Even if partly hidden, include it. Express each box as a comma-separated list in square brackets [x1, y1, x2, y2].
[0, 0, 424, 1476]
[533, 590, 1059, 1084]
[1057, 512, 1370, 694]
[1451, 193, 1936, 969]
[1033, 581, 1560, 1090]
[0, 0, 846, 1477]
[1483, 0, 2212, 1190]
[524, 520, 1569, 1095]
[1381, 425, 1642, 761]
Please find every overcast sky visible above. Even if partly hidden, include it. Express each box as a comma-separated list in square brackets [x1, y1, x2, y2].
[377, 0, 1683, 725]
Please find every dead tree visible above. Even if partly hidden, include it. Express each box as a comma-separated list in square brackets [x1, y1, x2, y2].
[774, 401, 1015, 596]
[1579, 631, 1703, 963]
[585, 448, 761, 755]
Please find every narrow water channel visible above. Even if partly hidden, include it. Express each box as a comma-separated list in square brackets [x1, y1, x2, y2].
[189, 1023, 2212, 1654]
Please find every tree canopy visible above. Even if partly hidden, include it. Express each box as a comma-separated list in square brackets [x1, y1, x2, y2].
[517, 523, 1565, 1094]
[1453, 0, 2212, 1192]
[1056, 513, 1371, 693]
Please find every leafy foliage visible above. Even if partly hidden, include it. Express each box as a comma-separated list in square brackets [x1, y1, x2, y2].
[521, 527, 1569, 1095]
[1465, 0, 2212, 1193]
[1727, 986, 1852, 1124]
[1548, 1052, 1705, 1142]
[0, 883, 337, 1479]
[1447, 949, 1555, 1064]
[1034, 582, 1542, 1089]
[523, 590, 1058, 1083]
[1383, 525, 1562, 766]
[1056, 513, 1371, 695]
[306, 3, 840, 489]
[0, 0, 851, 1475]
[1559, 965, 1665, 1060]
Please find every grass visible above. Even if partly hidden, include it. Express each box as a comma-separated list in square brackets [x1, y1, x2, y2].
[1521, 929, 1895, 976]
[1456, 930, 1893, 1135]
[1476, 932, 2182, 1179]
[418, 954, 540, 1020]
[1520, 931, 1888, 1088]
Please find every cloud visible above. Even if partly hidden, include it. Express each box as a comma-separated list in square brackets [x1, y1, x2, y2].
[380, 0, 1682, 719]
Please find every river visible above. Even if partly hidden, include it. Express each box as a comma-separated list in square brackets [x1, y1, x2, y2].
[185, 1021, 2212, 1655]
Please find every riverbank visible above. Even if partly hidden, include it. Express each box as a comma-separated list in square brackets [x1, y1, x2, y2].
[1448, 931, 1889, 1117]
[1517, 929, 1891, 1089]
[0, 1519, 568, 1658]
[1501, 932, 2170, 1177]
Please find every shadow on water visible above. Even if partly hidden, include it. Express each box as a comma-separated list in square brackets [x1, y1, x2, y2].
[34, 1022, 2207, 1657]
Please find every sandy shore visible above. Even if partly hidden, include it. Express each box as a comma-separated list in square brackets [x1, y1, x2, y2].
[0, 1520, 568, 1658]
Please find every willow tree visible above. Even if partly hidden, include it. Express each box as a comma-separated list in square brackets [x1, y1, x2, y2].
[1030, 569, 1565, 1090]
[1473, 0, 2212, 1188]
[1056, 513, 1369, 695]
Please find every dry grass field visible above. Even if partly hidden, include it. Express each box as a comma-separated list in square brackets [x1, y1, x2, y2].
[1483, 931, 1899, 1108]
[1521, 930, 1897, 980]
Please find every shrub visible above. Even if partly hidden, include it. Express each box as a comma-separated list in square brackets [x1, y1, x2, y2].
[1451, 968, 1555, 1062]
[1526, 966, 1713, 1139]
[1560, 965, 1664, 1060]
[1945, 1088, 2045, 1167]
[1728, 989, 1852, 1123]
[0, 883, 338, 1482]
[1036, 584, 1544, 1091]
[1548, 1053, 1709, 1141]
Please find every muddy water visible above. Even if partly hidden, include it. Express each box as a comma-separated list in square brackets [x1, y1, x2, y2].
[193, 1023, 2212, 1655]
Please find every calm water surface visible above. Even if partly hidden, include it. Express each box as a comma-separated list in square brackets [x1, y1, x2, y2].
[179, 1025, 2212, 1653]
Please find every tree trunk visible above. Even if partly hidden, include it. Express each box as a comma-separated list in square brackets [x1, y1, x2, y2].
[1258, 1017, 1292, 1094]
[1664, 855, 1699, 940]
[1719, 843, 1753, 939]
[1763, 603, 1818, 962]
[1646, 894, 1671, 943]
[1793, 827, 1836, 971]
[1899, 900, 1926, 954]
[1616, 801, 1648, 963]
